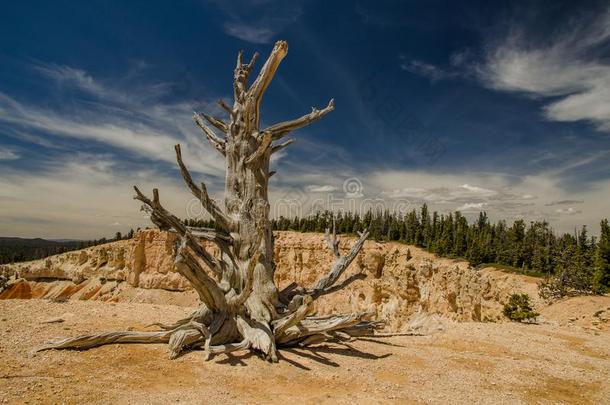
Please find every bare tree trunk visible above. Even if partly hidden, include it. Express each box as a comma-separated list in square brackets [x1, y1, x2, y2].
[38, 41, 386, 363]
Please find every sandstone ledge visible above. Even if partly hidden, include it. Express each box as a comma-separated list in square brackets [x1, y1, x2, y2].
[0, 230, 541, 330]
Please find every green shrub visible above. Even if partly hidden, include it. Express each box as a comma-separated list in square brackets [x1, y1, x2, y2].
[503, 294, 539, 322]
[538, 268, 595, 299]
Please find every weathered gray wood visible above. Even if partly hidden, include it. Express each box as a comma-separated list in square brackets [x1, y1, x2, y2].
[200, 113, 229, 134]
[38, 330, 172, 351]
[309, 229, 370, 298]
[264, 99, 334, 141]
[40, 40, 389, 363]
[174, 144, 234, 231]
[271, 138, 295, 155]
[193, 114, 226, 155]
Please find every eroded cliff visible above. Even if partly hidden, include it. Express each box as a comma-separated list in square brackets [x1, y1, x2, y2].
[0, 230, 540, 330]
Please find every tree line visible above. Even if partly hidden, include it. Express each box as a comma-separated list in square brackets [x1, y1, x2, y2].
[0, 229, 136, 264]
[5, 209, 609, 297]
[267, 206, 610, 295]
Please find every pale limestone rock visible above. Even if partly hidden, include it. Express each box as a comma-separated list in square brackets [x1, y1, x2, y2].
[0, 230, 542, 330]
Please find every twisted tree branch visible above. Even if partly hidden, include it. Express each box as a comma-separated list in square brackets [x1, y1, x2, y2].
[174, 237, 227, 311]
[133, 186, 224, 275]
[271, 139, 295, 155]
[309, 229, 370, 298]
[193, 113, 226, 155]
[201, 113, 228, 133]
[265, 99, 335, 141]
[248, 41, 287, 102]
[174, 144, 234, 231]
[247, 41, 288, 130]
[217, 99, 233, 115]
[245, 131, 272, 165]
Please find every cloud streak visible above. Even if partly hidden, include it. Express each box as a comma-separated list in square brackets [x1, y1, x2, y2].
[224, 22, 276, 44]
[0, 147, 19, 160]
[0, 63, 225, 176]
[305, 185, 337, 193]
[216, 1, 302, 44]
[477, 8, 610, 132]
[400, 58, 458, 82]
[0, 154, 195, 239]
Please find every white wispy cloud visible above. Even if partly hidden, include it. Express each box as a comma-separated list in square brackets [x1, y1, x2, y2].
[456, 202, 487, 211]
[0, 155, 197, 239]
[545, 199, 584, 206]
[0, 147, 19, 160]
[0, 63, 225, 176]
[263, 167, 610, 233]
[218, 1, 301, 44]
[382, 183, 501, 202]
[460, 184, 497, 197]
[365, 170, 609, 233]
[0, 94, 176, 159]
[305, 185, 337, 193]
[400, 59, 457, 82]
[476, 9, 610, 131]
[555, 207, 581, 216]
[224, 23, 276, 44]
[0, 61, 236, 238]
[33, 63, 118, 100]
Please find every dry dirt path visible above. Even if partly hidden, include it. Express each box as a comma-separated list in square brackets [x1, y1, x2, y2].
[1, 299, 609, 404]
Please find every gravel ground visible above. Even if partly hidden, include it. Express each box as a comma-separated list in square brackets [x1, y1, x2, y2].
[0, 299, 609, 404]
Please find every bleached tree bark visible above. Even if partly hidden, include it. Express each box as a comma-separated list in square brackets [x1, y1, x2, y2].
[39, 41, 384, 362]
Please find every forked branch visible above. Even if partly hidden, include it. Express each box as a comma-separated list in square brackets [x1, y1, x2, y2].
[265, 99, 335, 140]
[193, 113, 226, 155]
[186, 226, 232, 243]
[217, 99, 233, 115]
[309, 228, 370, 298]
[174, 238, 227, 311]
[133, 186, 224, 275]
[271, 139, 295, 155]
[201, 113, 228, 133]
[174, 144, 234, 231]
[247, 41, 288, 121]
[245, 131, 273, 165]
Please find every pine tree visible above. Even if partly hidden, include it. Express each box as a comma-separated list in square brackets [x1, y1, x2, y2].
[593, 219, 610, 292]
[421, 204, 431, 249]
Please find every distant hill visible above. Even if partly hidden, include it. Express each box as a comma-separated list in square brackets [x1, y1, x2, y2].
[0, 231, 137, 265]
[0, 237, 83, 264]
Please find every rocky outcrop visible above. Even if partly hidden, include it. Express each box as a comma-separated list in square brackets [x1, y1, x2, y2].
[0, 231, 200, 306]
[273, 233, 541, 330]
[0, 230, 541, 329]
[1, 231, 189, 288]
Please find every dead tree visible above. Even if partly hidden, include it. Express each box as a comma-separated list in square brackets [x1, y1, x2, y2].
[39, 41, 384, 362]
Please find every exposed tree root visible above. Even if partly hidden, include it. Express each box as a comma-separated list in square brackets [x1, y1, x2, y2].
[37, 315, 389, 361]
[38, 331, 172, 351]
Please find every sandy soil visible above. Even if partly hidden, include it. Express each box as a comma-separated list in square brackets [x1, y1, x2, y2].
[1, 299, 609, 405]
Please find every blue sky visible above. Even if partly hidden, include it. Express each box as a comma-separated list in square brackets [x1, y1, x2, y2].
[1, 0, 609, 238]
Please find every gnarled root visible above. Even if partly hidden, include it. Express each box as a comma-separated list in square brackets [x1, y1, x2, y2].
[37, 310, 391, 362]
[36, 226, 388, 361]
[37, 330, 173, 352]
